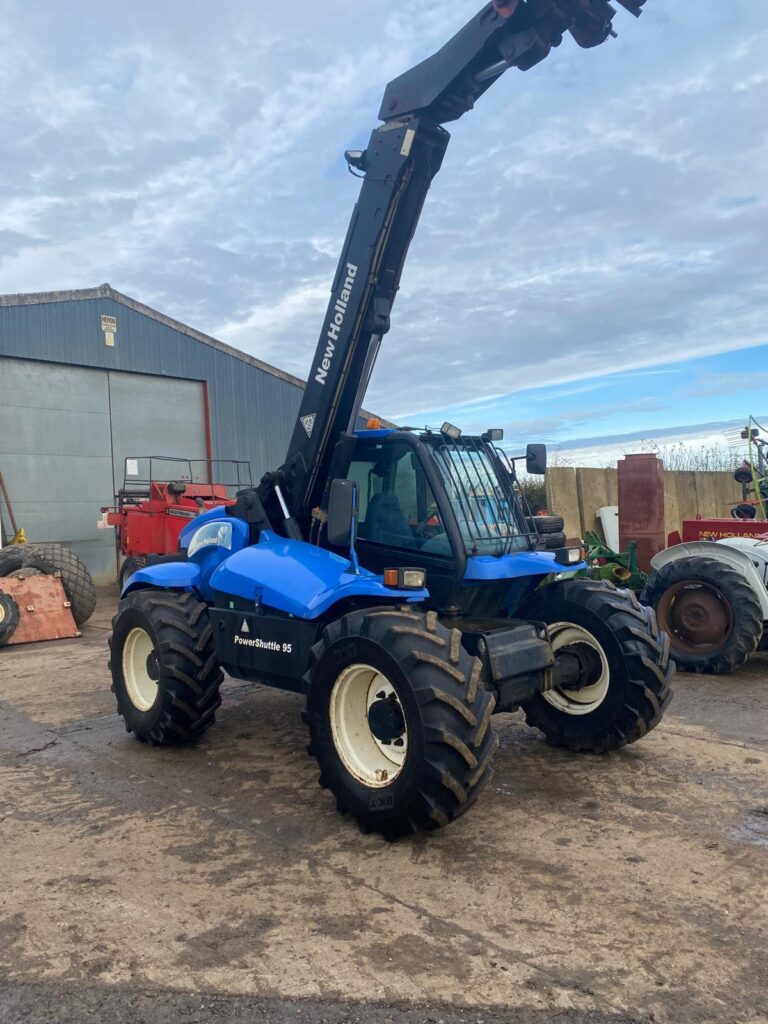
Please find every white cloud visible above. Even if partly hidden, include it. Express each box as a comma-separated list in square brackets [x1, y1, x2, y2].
[0, 0, 766, 432]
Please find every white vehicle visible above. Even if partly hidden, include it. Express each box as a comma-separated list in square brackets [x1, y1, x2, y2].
[642, 537, 768, 674]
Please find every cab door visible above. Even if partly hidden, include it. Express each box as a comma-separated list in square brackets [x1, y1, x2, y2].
[347, 436, 460, 609]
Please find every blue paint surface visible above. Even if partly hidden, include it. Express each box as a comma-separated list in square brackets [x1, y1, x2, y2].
[123, 561, 201, 596]
[210, 531, 429, 619]
[354, 428, 397, 440]
[464, 550, 587, 581]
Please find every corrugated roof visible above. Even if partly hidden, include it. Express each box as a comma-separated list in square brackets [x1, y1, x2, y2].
[0, 283, 306, 389]
[0, 282, 394, 427]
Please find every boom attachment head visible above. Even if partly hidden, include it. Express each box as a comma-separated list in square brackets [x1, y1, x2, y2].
[380, 0, 647, 124]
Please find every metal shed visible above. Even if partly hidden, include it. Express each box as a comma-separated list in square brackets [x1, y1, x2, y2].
[0, 284, 305, 582]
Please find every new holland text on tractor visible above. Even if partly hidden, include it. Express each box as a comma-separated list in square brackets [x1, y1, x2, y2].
[109, 0, 672, 839]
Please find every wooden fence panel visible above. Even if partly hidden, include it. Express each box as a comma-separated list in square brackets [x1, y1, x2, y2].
[543, 466, 742, 544]
[545, 467, 581, 539]
[576, 468, 617, 538]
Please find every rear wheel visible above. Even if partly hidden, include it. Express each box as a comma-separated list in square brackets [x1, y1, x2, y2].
[521, 579, 673, 752]
[109, 589, 223, 745]
[306, 607, 498, 839]
[641, 556, 763, 674]
[119, 556, 147, 590]
[0, 589, 21, 646]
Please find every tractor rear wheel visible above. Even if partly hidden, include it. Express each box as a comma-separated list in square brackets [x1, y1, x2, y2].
[109, 589, 223, 745]
[23, 544, 97, 626]
[0, 589, 20, 646]
[306, 607, 498, 839]
[520, 579, 673, 753]
[119, 556, 147, 590]
[641, 556, 763, 674]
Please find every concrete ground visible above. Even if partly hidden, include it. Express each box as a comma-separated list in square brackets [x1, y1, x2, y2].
[1, 591, 767, 1024]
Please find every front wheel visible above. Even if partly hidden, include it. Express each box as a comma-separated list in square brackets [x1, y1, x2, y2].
[521, 579, 673, 753]
[109, 589, 223, 745]
[306, 607, 498, 840]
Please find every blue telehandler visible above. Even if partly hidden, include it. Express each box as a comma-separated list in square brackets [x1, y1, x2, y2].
[110, 0, 672, 839]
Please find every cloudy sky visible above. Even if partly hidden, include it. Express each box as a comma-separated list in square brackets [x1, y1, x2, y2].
[1, 1, 766, 454]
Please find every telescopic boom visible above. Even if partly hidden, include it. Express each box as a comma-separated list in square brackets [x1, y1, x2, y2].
[276, 0, 646, 528]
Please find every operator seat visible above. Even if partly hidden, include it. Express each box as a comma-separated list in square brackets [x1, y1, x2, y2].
[364, 493, 414, 547]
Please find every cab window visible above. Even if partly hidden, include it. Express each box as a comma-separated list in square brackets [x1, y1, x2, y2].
[349, 442, 448, 554]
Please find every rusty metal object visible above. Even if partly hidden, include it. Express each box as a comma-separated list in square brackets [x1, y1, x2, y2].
[0, 575, 80, 646]
[618, 454, 665, 573]
[655, 580, 733, 657]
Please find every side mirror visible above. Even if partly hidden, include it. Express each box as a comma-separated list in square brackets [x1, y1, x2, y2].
[327, 479, 358, 548]
[526, 443, 547, 476]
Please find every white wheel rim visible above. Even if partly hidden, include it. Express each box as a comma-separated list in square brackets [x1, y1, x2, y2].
[543, 622, 610, 716]
[122, 627, 160, 712]
[330, 664, 408, 788]
[0, 603, 5, 625]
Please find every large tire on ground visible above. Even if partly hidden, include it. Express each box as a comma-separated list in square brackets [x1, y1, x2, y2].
[23, 544, 97, 626]
[0, 589, 21, 646]
[305, 607, 498, 840]
[520, 579, 673, 753]
[526, 515, 565, 536]
[641, 556, 763, 674]
[0, 546, 25, 578]
[119, 556, 147, 590]
[109, 589, 223, 745]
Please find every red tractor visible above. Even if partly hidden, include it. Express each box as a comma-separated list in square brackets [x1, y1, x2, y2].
[100, 457, 251, 587]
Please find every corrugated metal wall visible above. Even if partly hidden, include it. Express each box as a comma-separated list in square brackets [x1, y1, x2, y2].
[0, 358, 212, 581]
[0, 295, 304, 478]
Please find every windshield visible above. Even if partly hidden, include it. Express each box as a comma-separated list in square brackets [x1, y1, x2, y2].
[431, 439, 528, 556]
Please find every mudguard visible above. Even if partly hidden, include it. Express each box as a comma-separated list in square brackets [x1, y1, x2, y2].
[464, 550, 587, 582]
[651, 540, 768, 620]
[210, 530, 429, 620]
[122, 561, 201, 597]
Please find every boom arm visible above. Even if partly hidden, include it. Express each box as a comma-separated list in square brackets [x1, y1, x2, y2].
[277, 0, 647, 528]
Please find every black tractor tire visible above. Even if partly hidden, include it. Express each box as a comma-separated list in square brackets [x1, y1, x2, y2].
[0, 546, 25, 577]
[641, 556, 763, 674]
[305, 606, 498, 840]
[731, 503, 757, 520]
[0, 589, 21, 646]
[544, 531, 567, 550]
[119, 556, 147, 590]
[526, 514, 565, 536]
[109, 589, 223, 745]
[7, 567, 43, 580]
[533, 531, 567, 551]
[23, 544, 97, 626]
[520, 579, 673, 753]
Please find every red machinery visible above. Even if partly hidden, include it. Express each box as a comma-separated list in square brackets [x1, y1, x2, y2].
[668, 517, 768, 547]
[100, 457, 252, 585]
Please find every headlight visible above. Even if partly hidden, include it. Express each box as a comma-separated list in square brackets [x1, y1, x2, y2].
[383, 567, 427, 590]
[554, 546, 585, 566]
[187, 521, 234, 558]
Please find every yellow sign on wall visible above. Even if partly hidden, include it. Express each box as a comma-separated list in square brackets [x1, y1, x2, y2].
[101, 314, 117, 347]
